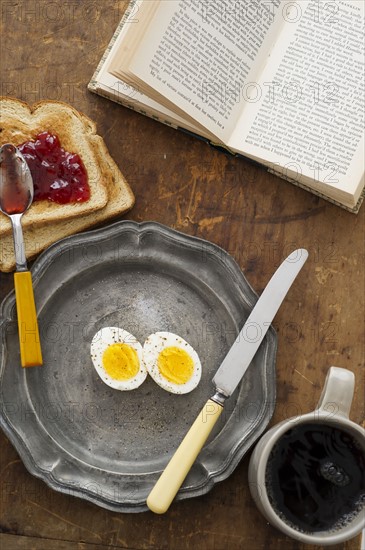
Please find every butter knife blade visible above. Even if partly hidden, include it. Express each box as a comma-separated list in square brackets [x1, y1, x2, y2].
[213, 248, 308, 399]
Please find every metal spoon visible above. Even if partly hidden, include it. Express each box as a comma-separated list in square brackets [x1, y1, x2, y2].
[0, 144, 42, 367]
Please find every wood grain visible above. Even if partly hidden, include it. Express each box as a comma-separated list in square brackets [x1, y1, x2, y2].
[0, 533, 110, 550]
[0, 1, 364, 549]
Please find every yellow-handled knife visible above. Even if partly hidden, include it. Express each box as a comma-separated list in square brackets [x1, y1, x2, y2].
[147, 248, 308, 513]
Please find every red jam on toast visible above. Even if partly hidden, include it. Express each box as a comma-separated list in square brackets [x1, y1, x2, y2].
[19, 131, 90, 204]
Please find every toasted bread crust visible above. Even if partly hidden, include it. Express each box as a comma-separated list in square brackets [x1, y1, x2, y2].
[0, 97, 113, 236]
[0, 98, 135, 270]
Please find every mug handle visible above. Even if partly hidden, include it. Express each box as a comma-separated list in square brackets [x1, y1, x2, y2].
[315, 366, 355, 418]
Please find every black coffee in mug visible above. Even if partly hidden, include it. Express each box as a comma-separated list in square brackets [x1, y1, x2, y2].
[265, 423, 365, 533]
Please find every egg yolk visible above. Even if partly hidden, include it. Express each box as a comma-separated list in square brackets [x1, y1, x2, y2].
[102, 343, 139, 380]
[157, 346, 194, 385]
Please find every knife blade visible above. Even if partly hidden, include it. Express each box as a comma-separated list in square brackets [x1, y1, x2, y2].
[147, 248, 308, 514]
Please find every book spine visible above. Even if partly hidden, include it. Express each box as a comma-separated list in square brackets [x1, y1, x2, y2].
[88, 82, 269, 176]
[87, 82, 178, 130]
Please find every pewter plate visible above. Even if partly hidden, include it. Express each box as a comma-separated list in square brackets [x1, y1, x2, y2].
[0, 221, 277, 512]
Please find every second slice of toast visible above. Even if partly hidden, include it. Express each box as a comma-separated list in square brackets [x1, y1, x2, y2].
[0, 128, 135, 272]
[0, 98, 113, 236]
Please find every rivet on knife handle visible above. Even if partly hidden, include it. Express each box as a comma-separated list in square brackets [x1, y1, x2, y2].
[147, 399, 223, 514]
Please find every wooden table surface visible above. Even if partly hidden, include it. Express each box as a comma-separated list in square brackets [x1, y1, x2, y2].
[0, 2, 364, 549]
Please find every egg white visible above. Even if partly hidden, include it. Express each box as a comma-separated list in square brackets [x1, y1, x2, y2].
[90, 327, 147, 390]
[142, 331, 202, 394]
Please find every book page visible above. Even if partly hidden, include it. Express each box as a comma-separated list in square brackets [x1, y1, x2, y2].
[116, 0, 286, 141]
[90, 0, 205, 135]
[92, 69, 206, 135]
[229, 0, 364, 199]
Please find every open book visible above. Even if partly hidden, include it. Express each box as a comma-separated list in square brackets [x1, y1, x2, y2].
[89, 0, 365, 212]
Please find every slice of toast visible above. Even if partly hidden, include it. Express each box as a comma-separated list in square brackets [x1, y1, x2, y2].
[0, 98, 114, 236]
[0, 128, 135, 272]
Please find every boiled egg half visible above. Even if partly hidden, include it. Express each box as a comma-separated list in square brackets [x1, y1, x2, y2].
[90, 327, 147, 390]
[143, 332, 202, 394]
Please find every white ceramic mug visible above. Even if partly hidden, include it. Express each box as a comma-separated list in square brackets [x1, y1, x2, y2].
[248, 367, 365, 545]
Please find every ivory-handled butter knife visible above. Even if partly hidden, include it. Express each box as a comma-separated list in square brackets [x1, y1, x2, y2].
[147, 248, 308, 514]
